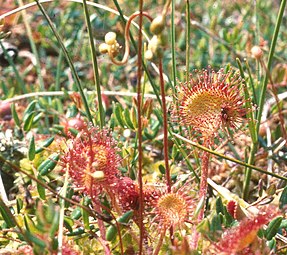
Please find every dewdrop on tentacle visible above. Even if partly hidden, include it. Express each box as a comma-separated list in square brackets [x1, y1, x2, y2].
[172, 67, 247, 141]
[61, 126, 121, 198]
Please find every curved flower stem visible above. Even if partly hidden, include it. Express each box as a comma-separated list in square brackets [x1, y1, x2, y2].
[108, 11, 152, 66]
[153, 229, 166, 255]
[136, 0, 144, 254]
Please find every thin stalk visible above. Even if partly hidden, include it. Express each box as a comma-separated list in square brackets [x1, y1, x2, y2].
[245, 59, 257, 106]
[198, 149, 210, 221]
[244, 0, 286, 199]
[254, 0, 260, 46]
[243, 143, 257, 200]
[35, 0, 94, 124]
[260, 59, 287, 140]
[153, 230, 166, 255]
[55, 50, 63, 91]
[159, 58, 173, 246]
[17, 0, 45, 91]
[170, 0, 177, 92]
[236, 59, 257, 144]
[256, 0, 286, 131]
[170, 131, 200, 182]
[136, 1, 144, 254]
[192, 141, 210, 249]
[173, 133, 287, 182]
[82, 0, 105, 128]
[185, 0, 191, 80]
[111, 0, 162, 105]
[159, 59, 171, 192]
[57, 169, 69, 255]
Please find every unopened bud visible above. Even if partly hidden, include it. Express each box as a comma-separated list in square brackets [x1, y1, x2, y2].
[105, 32, 117, 45]
[251, 45, 263, 60]
[150, 16, 165, 35]
[99, 43, 109, 54]
[90, 170, 105, 180]
[148, 35, 159, 54]
[145, 49, 153, 60]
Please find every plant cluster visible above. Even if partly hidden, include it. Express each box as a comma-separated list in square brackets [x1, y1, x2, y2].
[0, 1, 287, 255]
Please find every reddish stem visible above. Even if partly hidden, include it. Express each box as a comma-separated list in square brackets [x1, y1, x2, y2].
[198, 149, 210, 221]
[136, 1, 144, 254]
[191, 141, 210, 249]
[159, 59, 173, 245]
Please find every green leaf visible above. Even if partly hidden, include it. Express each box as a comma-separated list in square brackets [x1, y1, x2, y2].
[265, 216, 283, 240]
[23, 112, 35, 132]
[25, 231, 46, 249]
[32, 112, 43, 125]
[35, 137, 55, 154]
[11, 103, 20, 127]
[106, 224, 117, 241]
[143, 122, 160, 140]
[23, 100, 37, 122]
[37, 175, 46, 200]
[267, 237, 276, 251]
[28, 136, 35, 161]
[117, 210, 133, 224]
[71, 207, 82, 220]
[64, 216, 74, 233]
[114, 103, 126, 128]
[215, 197, 224, 214]
[81, 197, 91, 230]
[124, 108, 135, 129]
[64, 188, 74, 208]
[210, 214, 222, 232]
[0, 198, 16, 228]
[16, 198, 23, 214]
[49, 209, 60, 238]
[106, 211, 133, 241]
[158, 164, 165, 174]
[38, 154, 59, 176]
[67, 227, 85, 236]
[279, 186, 287, 209]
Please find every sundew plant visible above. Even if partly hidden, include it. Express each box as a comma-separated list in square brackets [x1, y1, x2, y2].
[0, 0, 287, 254]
